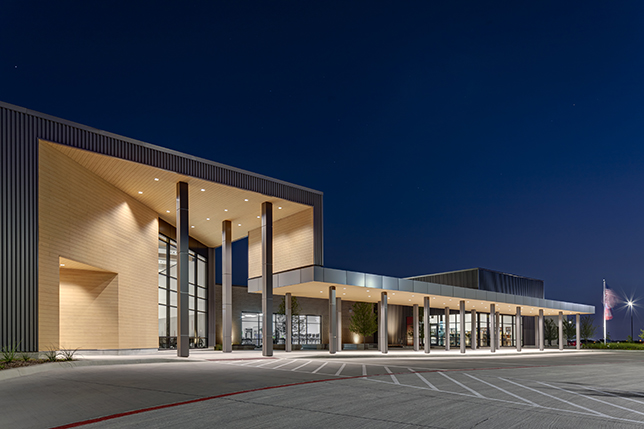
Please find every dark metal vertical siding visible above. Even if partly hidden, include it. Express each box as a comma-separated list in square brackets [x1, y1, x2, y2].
[478, 269, 544, 299]
[1, 107, 39, 351]
[409, 269, 479, 289]
[1, 103, 324, 351]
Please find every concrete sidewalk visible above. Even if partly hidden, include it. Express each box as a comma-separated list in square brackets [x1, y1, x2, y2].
[0, 346, 596, 381]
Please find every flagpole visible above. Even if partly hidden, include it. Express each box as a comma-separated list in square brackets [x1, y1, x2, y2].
[603, 278, 606, 345]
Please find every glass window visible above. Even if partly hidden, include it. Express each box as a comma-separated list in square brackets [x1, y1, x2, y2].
[197, 259, 207, 287]
[169, 244, 177, 278]
[197, 313, 207, 337]
[197, 299, 206, 312]
[170, 278, 177, 292]
[170, 291, 177, 307]
[170, 307, 177, 337]
[158, 306, 167, 336]
[158, 239, 168, 274]
[197, 287, 207, 299]
[158, 289, 167, 305]
[189, 253, 196, 284]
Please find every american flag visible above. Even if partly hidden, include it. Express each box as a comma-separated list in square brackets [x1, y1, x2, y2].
[604, 285, 617, 321]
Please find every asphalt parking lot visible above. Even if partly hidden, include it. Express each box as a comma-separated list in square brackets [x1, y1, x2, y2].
[2, 349, 643, 428]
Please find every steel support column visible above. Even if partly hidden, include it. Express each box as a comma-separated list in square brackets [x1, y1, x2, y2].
[380, 292, 388, 354]
[496, 312, 501, 349]
[471, 310, 477, 350]
[336, 297, 342, 351]
[176, 182, 190, 357]
[575, 313, 581, 350]
[516, 306, 522, 352]
[490, 304, 496, 353]
[286, 293, 292, 352]
[538, 309, 544, 351]
[261, 202, 273, 357]
[329, 287, 337, 354]
[558, 311, 564, 351]
[445, 307, 450, 351]
[413, 304, 419, 352]
[459, 301, 466, 353]
[207, 247, 216, 349]
[222, 220, 232, 353]
[423, 297, 430, 354]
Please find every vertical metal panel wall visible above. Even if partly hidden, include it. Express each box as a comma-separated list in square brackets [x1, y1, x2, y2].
[478, 268, 544, 299]
[0, 101, 324, 351]
[409, 269, 479, 290]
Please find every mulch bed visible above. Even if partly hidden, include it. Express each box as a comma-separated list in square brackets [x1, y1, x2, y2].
[0, 360, 51, 371]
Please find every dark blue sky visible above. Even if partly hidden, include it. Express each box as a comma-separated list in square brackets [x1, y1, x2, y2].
[3, 1, 643, 339]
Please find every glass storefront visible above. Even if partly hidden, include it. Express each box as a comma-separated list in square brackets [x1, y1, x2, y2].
[421, 311, 516, 348]
[158, 234, 208, 349]
[241, 312, 321, 346]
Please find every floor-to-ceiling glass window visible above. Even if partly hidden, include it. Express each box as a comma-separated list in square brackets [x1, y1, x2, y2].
[158, 234, 207, 349]
[241, 312, 321, 346]
[501, 314, 515, 347]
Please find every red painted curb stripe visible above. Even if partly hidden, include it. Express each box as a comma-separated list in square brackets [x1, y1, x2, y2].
[49, 360, 613, 428]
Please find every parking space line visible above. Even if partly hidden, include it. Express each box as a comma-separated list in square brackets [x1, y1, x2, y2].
[384, 366, 399, 385]
[439, 372, 484, 398]
[414, 372, 437, 390]
[290, 360, 312, 371]
[335, 363, 346, 376]
[581, 385, 644, 406]
[311, 362, 328, 374]
[464, 373, 537, 406]
[537, 381, 644, 417]
[407, 368, 416, 373]
[253, 359, 278, 368]
[499, 378, 609, 418]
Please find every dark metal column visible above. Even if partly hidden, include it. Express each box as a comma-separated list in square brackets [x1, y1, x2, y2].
[207, 247, 216, 349]
[380, 292, 388, 354]
[261, 202, 273, 357]
[286, 293, 292, 352]
[459, 301, 466, 354]
[444, 307, 450, 351]
[336, 297, 342, 351]
[329, 287, 337, 354]
[176, 182, 190, 357]
[516, 307, 522, 352]
[490, 304, 496, 353]
[538, 309, 544, 351]
[558, 311, 563, 351]
[423, 297, 430, 354]
[575, 313, 581, 350]
[222, 220, 232, 353]
[413, 304, 419, 352]
[471, 310, 477, 350]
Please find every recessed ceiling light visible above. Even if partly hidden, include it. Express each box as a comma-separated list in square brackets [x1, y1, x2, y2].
[278, 206, 282, 209]
[224, 209, 228, 212]
[320, 291, 323, 293]
[366, 290, 369, 292]
[244, 199, 248, 202]
[60, 263, 65, 267]
[166, 210, 170, 213]
[238, 224, 241, 227]
[154, 178, 159, 181]
[201, 189, 205, 192]
[409, 299, 411, 301]
[368, 295, 371, 298]
[191, 226, 195, 228]
[343, 293, 346, 295]
[138, 191, 143, 194]
[257, 216, 260, 218]
[206, 218, 210, 221]
[392, 293, 395, 295]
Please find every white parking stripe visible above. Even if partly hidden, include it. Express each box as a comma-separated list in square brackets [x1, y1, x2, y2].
[500, 378, 609, 418]
[365, 377, 644, 425]
[464, 373, 538, 406]
[384, 366, 400, 385]
[581, 385, 644, 407]
[254, 359, 277, 367]
[290, 360, 312, 371]
[407, 368, 416, 373]
[414, 372, 438, 390]
[362, 364, 367, 376]
[273, 360, 295, 369]
[335, 363, 347, 376]
[537, 381, 644, 417]
[439, 372, 484, 398]
[311, 362, 328, 374]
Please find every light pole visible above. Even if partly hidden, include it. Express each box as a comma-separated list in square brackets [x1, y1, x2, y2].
[628, 301, 633, 342]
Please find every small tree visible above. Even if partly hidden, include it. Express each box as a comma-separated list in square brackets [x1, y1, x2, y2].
[349, 302, 378, 345]
[277, 296, 301, 343]
[562, 317, 576, 341]
[580, 315, 597, 342]
[639, 328, 644, 341]
[544, 318, 558, 346]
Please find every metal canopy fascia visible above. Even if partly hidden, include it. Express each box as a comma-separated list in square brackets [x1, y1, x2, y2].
[248, 266, 595, 316]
